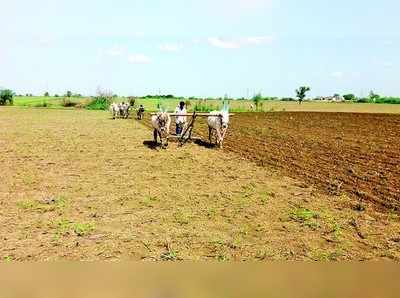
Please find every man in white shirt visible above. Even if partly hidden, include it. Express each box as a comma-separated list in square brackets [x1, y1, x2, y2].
[175, 101, 187, 136]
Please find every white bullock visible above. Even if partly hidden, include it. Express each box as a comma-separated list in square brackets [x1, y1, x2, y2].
[207, 110, 230, 148]
[151, 112, 171, 148]
[120, 102, 130, 119]
[110, 103, 120, 119]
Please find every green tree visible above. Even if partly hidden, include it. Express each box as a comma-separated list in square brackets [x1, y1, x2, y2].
[369, 90, 380, 102]
[295, 86, 311, 104]
[252, 92, 263, 111]
[44, 91, 50, 97]
[0, 89, 15, 105]
[66, 91, 72, 97]
[343, 94, 356, 101]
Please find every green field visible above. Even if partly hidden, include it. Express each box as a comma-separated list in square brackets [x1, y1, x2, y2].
[12, 96, 400, 114]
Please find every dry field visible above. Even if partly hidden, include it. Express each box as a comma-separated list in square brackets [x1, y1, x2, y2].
[1, 107, 400, 261]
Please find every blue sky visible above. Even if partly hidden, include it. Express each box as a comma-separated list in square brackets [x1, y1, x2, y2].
[1, 0, 399, 98]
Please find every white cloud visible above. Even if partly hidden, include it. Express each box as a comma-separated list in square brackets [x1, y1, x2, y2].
[159, 43, 183, 53]
[246, 36, 274, 45]
[208, 35, 274, 49]
[383, 62, 394, 68]
[331, 72, 344, 79]
[192, 38, 201, 44]
[105, 46, 126, 57]
[208, 37, 241, 49]
[128, 54, 151, 64]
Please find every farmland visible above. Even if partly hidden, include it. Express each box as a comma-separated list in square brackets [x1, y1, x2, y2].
[13, 96, 400, 114]
[1, 107, 400, 261]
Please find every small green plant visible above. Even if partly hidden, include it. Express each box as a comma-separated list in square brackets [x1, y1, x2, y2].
[290, 208, 320, 229]
[73, 223, 95, 236]
[54, 219, 94, 237]
[17, 197, 67, 213]
[3, 256, 13, 262]
[291, 208, 318, 221]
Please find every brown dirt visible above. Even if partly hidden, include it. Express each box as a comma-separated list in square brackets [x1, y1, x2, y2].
[193, 112, 400, 211]
[1, 107, 400, 261]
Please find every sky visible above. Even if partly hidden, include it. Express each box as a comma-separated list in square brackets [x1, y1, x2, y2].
[1, 0, 399, 98]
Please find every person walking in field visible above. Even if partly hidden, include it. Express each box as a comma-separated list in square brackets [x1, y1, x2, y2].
[175, 101, 187, 136]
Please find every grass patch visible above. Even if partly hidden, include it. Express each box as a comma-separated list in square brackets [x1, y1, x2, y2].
[17, 197, 67, 213]
[53, 219, 95, 237]
[290, 208, 320, 229]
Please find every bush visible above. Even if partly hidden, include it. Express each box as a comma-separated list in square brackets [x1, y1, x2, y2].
[85, 96, 111, 110]
[375, 97, 400, 104]
[0, 89, 15, 105]
[252, 93, 263, 110]
[343, 94, 356, 101]
[62, 98, 77, 107]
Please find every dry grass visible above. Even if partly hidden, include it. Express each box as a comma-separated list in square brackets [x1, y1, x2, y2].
[0, 107, 399, 261]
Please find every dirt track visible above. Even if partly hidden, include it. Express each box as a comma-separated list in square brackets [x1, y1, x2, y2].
[194, 112, 400, 210]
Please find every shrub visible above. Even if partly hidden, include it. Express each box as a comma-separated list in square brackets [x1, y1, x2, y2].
[252, 93, 263, 111]
[0, 89, 15, 105]
[62, 98, 77, 107]
[85, 96, 111, 110]
[375, 97, 400, 104]
[343, 94, 356, 101]
[357, 98, 369, 103]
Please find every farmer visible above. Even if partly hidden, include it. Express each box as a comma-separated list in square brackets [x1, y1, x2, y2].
[174, 101, 187, 136]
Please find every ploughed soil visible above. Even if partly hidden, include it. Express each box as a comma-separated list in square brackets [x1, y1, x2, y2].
[194, 112, 400, 211]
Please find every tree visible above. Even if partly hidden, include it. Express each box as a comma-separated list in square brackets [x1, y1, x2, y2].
[66, 91, 72, 97]
[0, 89, 15, 105]
[369, 90, 380, 102]
[252, 92, 263, 111]
[44, 91, 50, 97]
[343, 94, 356, 101]
[295, 86, 311, 104]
